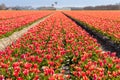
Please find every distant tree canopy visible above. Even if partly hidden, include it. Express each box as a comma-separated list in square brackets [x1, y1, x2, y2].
[0, 3, 6, 10]
[0, 3, 34, 10]
[37, 7, 56, 10]
[83, 4, 120, 10]
[11, 6, 34, 10]
[0, 2, 120, 10]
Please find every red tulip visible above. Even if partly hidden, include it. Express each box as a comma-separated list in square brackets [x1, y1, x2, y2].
[0, 75, 4, 80]
[23, 69, 29, 76]
[13, 71, 19, 77]
[24, 62, 32, 69]
[17, 77, 23, 80]
[44, 68, 54, 76]
[49, 76, 55, 80]
[33, 75, 39, 80]
[45, 54, 52, 60]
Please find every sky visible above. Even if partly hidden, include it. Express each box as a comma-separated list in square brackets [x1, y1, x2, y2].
[0, 0, 120, 8]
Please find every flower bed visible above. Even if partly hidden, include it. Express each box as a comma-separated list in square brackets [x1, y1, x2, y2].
[64, 11, 120, 43]
[0, 12, 120, 80]
[0, 11, 52, 38]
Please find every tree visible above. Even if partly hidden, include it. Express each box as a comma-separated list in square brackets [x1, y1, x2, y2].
[0, 3, 6, 10]
[51, 4, 54, 7]
[54, 2, 57, 5]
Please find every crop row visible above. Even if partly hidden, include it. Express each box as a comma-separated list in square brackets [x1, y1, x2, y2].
[0, 11, 52, 38]
[0, 12, 120, 80]
[70, 11, 120, 21]
[0, 11, 49, 20]
[64, 11, 120, 43]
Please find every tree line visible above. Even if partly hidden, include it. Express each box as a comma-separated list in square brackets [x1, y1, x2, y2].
[83, 3, 120, 10]
[0, 3, 120, 10]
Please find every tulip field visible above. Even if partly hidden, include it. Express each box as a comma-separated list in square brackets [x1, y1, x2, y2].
[0, 11, 120, 80]
[0, 11, 52, 38]
[64, 11, 120, 43]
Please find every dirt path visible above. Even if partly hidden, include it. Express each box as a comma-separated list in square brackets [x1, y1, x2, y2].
[0, 15, 50, 51]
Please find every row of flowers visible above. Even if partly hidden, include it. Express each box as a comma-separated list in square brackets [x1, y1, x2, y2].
[0, 11, 52, 38]
[71, 11, 120, 21]
[64, 11, 120, 43]
[0, 11, 46, 20]
[0, 12, 120, 80]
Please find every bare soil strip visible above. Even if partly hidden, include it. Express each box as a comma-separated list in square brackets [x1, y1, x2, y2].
[63, 12, 120, 57]
[0, 15, 51, 51]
